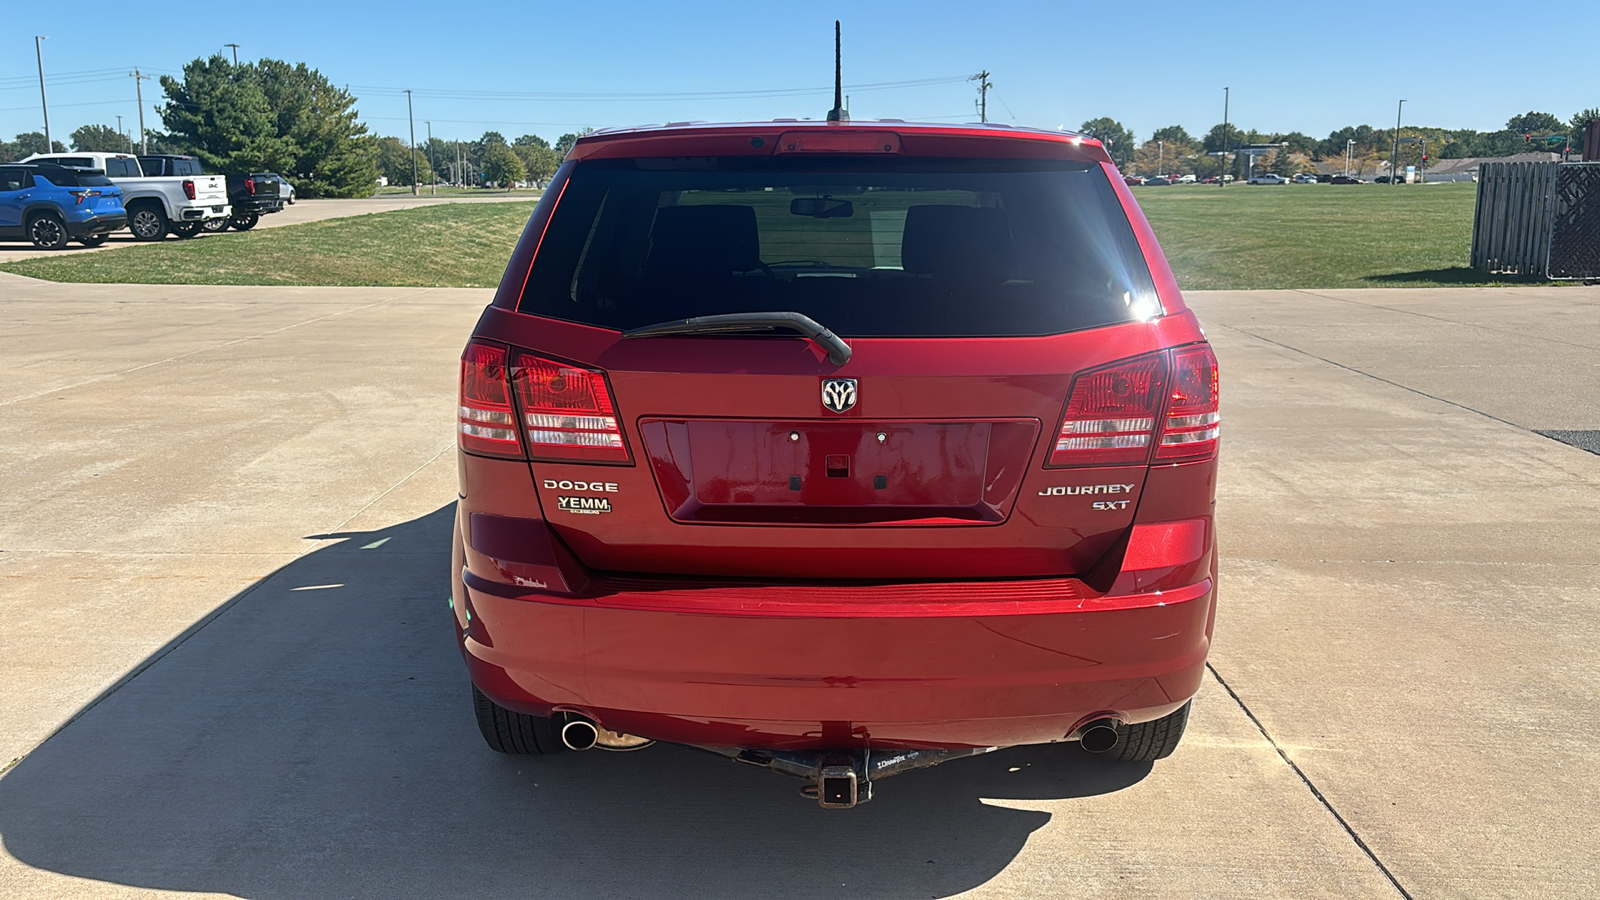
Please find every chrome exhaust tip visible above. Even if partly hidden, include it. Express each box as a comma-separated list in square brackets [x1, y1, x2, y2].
[560, 718, 599, 751]
[1078, 719, 1122, 754]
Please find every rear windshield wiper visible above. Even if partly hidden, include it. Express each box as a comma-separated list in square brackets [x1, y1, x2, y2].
[621, 311, 852, 366]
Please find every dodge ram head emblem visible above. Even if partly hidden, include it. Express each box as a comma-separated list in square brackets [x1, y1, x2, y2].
[821, 378, 857, 414]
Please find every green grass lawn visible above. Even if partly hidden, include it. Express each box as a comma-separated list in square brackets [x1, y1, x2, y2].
[1132, 182, 1514, 290]
[0, 181, 1539, 291]
[1, 202, 539, 288]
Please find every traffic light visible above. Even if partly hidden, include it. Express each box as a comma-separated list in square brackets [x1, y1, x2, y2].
[1525, 133, 1532, 145]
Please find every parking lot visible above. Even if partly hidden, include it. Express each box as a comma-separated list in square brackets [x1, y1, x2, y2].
[1, 274, 1597, 898]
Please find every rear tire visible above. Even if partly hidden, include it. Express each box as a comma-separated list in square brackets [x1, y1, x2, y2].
[202, 217, 229, 233]
[230, 212, 260, 231]
[78, 234, 109, 247]
[1091, 701, 1192, 762]
[472, 686, 564, 755]
[128, 204, 169, 241]
[26, 213, 69, 250]
[171, 221, 203, 239]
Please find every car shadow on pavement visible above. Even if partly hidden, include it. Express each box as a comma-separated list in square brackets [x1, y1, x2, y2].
[0, 504, 1149, 899]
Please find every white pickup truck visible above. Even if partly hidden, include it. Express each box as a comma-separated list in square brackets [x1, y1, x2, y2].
[20, 151, 230, 240]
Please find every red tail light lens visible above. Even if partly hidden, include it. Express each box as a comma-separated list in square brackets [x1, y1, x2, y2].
[458, 341, 521, 457]
[1050, 353, 1168, 467]
[510, 352, 631, 463]
[69, 190, 87, 205]
[246, 177, 255, 194]
[1156, 344, 1220, 461]
[182, 179, 196, 200]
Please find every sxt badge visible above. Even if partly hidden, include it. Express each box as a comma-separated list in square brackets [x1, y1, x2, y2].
[557, 496, 612, 515]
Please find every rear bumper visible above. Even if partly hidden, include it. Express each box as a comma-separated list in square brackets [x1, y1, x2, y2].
[457, 532, 1217, 750]
[178, 204, 231, 221]
[67, 214, 126, 238]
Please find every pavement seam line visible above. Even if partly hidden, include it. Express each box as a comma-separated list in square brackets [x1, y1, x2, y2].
[1204, 318, 1540, 436]
[0, 296, 402, 409]
[1206, 662, 1414, 900]
[1287, 289, 1600, 353]
[0, 442, 453, 777]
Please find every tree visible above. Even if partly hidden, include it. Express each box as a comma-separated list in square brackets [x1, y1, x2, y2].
[1569, 108, 1600, 153]
[513, 134, 561, 186]
[1149, 125, 1194, 146]
[1078, 117, 1134, 167]
[370, 136, 431, 186]
[158, 55, 375, 198]
[70, 124, 129, 152]
[480, 141, 525, 189]
[10, 132, 66, 156]
[1505, 111, 1564, 137]
[554, 127, 595, 158]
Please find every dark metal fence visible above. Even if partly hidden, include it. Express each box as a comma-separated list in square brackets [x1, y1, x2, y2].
[1471, 161, 1600, 279]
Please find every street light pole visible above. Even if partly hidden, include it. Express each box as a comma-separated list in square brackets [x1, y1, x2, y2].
[224, 43, 240, 65]
[1389, 99, 1405, 185]
[1221, 86, 1230, 186]
[35, 36, 51, 150]
[1345, 139, 1355, 176]
[405, 89, 418, 196]
[426, 121, 435, 196]
[1158, 140, 1164, 177]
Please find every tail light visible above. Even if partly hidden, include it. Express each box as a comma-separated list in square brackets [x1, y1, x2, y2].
[246, 177, 256, 195]
[1156, 345, 1220, 461]
[1049, 353, 1168, 467]
[69, 190, 87, 205]
[182, 179, 196, 200]
[1049, 343, 1220, 467]
[457, 342, 632, 463]
[510, 352, 631, 463]
[458, 341, 521, 458]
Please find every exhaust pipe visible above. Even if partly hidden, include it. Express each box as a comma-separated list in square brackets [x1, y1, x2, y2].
[1078, 718, 1122, 754]
[558, 714, 653, 752]
[560, 718, 599, 751]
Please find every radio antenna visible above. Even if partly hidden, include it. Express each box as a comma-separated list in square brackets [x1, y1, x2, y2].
[827, 21, 848, 122]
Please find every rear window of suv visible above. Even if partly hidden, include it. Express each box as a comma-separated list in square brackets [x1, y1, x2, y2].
[517, 157, 1161, 337]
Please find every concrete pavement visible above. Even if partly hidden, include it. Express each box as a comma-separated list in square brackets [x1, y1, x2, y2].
[0, 275, 1596, 898]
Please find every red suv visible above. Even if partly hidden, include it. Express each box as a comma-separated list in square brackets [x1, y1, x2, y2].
[453, 122, 1219, 808]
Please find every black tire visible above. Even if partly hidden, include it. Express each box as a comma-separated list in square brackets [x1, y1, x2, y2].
[1094, 701, 1192, 763]
[171, 221, 203, 239]
[472, 686, 564, 755]
[230, 212, 260, 231]
[26, 213, 70, 250]
[78, 234, 110, 247]
[128, 204, 169, 241]
[202, 217, 229, 233]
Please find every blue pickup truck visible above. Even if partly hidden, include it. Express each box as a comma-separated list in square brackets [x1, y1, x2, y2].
[0, 163, 128, 249]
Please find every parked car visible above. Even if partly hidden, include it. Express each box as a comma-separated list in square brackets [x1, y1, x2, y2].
[453, 121, 1221, 808]
[0, 163, 126, 249]
[1123, 174, 1147, 186]
[203, 173, 287, 232]
[1248, 173, 1288, 185]
[1145, 176, 1171, 186]
[1291, 173, 1318, 184]
[21, 151, 229, 239]
[1331, 174, 1365, 184]
[1174, 173, 1198, 183]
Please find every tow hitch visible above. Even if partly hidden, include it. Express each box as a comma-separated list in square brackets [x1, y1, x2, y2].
[706, 746, 997, 808]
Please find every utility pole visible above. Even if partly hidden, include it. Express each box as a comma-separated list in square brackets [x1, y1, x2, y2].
[225, 43, 240, 65]
[426, 121, 435, 195]
[969, 71, 992, 123]
[130, 69, 151, 155]
[35, 36, 51, 150]
[1389, 99, 1405, 185]
[1220, 86, 1229, 186]
[405, 89, 418, 196]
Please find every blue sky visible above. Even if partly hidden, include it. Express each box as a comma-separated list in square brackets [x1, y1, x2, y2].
[3, 0, 1595, 148]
